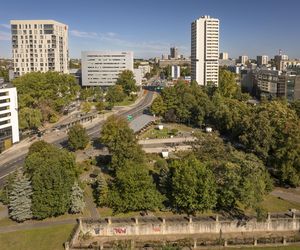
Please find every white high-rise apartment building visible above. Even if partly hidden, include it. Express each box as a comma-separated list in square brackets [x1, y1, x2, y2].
[191, 15, 219, 86]
[257, 55, 269, 66]
[171, 65, 180, 79]
[10, 20, 69, 76]
[81, 51, 133, 87]
[239, 55, 249, 65]
[219, 52, 229, 60]
[0, 86, 19, 152]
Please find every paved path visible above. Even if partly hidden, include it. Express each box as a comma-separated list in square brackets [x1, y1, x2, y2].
[84, 195, 99, 219]
[0, 208, 8, 219]
[0, 218, 75, 233]
[138, 136, 196, 145]
[271, 188, 300, 204]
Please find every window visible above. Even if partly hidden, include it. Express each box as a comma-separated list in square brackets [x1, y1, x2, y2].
[0, 112, 10, 119]
[0, 120, 10, 126]
[0, 106, 9, 111]
[0, 98, 10, 104]
[44, 24, 54, 29]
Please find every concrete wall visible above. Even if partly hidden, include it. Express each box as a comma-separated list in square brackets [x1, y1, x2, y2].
[77, 214, 300, 238]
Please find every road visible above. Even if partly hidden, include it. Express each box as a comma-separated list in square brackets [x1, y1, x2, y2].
[0, 90, 155, 186]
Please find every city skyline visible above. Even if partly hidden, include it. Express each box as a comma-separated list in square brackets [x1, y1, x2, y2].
[1, 0, 300, 59]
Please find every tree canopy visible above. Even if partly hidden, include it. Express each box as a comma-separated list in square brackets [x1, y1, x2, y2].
[116, 70, 137, 95]
[24, 141, 77, 219]
[169, 156, 217, 214]
[68, 124, 89, 151]
[13, 72, 80, 130]
[108, 160, 163, 213]
[100, 115, 144, 170]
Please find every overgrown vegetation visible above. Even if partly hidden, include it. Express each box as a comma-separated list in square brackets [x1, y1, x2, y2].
[93, 112, 273, 216]
[13, 72, 80, 130]
[1, 141, 84, 221]
[150, 69, 300, 187]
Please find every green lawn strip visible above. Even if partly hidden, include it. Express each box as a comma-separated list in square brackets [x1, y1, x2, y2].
[140, 127, 175, 139]
[0, 217, 18, 227]
[260, 194, 300, 212]
[0, 223, 74, 250]
[139, 123, 201, 140]
[114, 96, 136, 106]
[226, 246, 300, 250]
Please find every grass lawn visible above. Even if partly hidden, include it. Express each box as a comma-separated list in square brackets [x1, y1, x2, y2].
[140, 127, 171, 139]
[0, 217, 18, 227]
[260, 194, 300, 212]
[227, 246, 300, 250]
[0, 224, 74, 250]
[114, 96, 136, 106]
[139, 123, 201, 139]
[97, 207, 141, 218]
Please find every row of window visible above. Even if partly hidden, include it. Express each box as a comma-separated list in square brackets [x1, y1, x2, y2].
[0, 119, 10, 126]
[0, 112, 11, 119]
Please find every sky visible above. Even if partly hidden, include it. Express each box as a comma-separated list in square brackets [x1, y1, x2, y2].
[0, 0, 300, 59]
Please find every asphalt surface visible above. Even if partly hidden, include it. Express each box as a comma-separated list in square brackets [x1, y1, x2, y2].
[0, 91, 155, 186]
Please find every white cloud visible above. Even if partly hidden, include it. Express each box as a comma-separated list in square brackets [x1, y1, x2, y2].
[0, 24, 10, 29]
[0, 31, 10, 41]
[70, 29, 98, 38]
[70, 29, 188, 56]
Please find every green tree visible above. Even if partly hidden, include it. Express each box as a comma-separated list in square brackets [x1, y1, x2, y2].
[150, 95, 166, 116]
[19, 107, 42, 130]
[239, 110, 274, 161]
[13, 71, 80, 129]
[70, 182, 85, 214]
[231, 151, 273, 209]
[25, 141, 77, 219]
[291, 100, 300, 118]
[116, 70, 137, 95]
[0, 68, 9, 82]
[96, 101, 105, 113]
[259, 101, 300, 186]
[0, 173, 16, 205]
[218, 69, 239, 98]
[8, 170, 33, 222]
[100, 115, 144, 170]
[170, 156, 217, 214]
[214, 162, 241, 210]
[81, 102, 92, 113]
[67, 124, 89, 151]
[106, 85, 125, 104]
[95, 173, 108, 207]
[108, 160, 163, 213]
[211, 93, 251, 138]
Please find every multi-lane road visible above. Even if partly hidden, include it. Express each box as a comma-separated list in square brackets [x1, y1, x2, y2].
[0, 90, 155, 186]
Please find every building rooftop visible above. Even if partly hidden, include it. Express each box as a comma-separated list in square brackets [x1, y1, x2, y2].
[10, 19, 67, 26]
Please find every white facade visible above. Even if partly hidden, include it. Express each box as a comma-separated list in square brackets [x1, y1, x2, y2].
[0, 87, 19, 151]
[134, 68, 143, 86]
[10, 20, 69, 76]
[171, 65, 181, 79]
[239, 55, 249, 65]
[219, 52, 228, 60]
[138, 65, 151, 76]
[81, 51, 133, 87]
[191, 16, 219, 86]
[257, 55, 269, 66]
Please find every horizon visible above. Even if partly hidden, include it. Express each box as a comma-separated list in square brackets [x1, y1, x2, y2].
[1, 0, 300, 59]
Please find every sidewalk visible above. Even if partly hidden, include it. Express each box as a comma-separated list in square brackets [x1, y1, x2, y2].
[0, 218, 76, 233]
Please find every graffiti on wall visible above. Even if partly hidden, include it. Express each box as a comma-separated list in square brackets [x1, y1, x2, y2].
[113, 227, 127, 234]
[152, 225, 161, 232]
